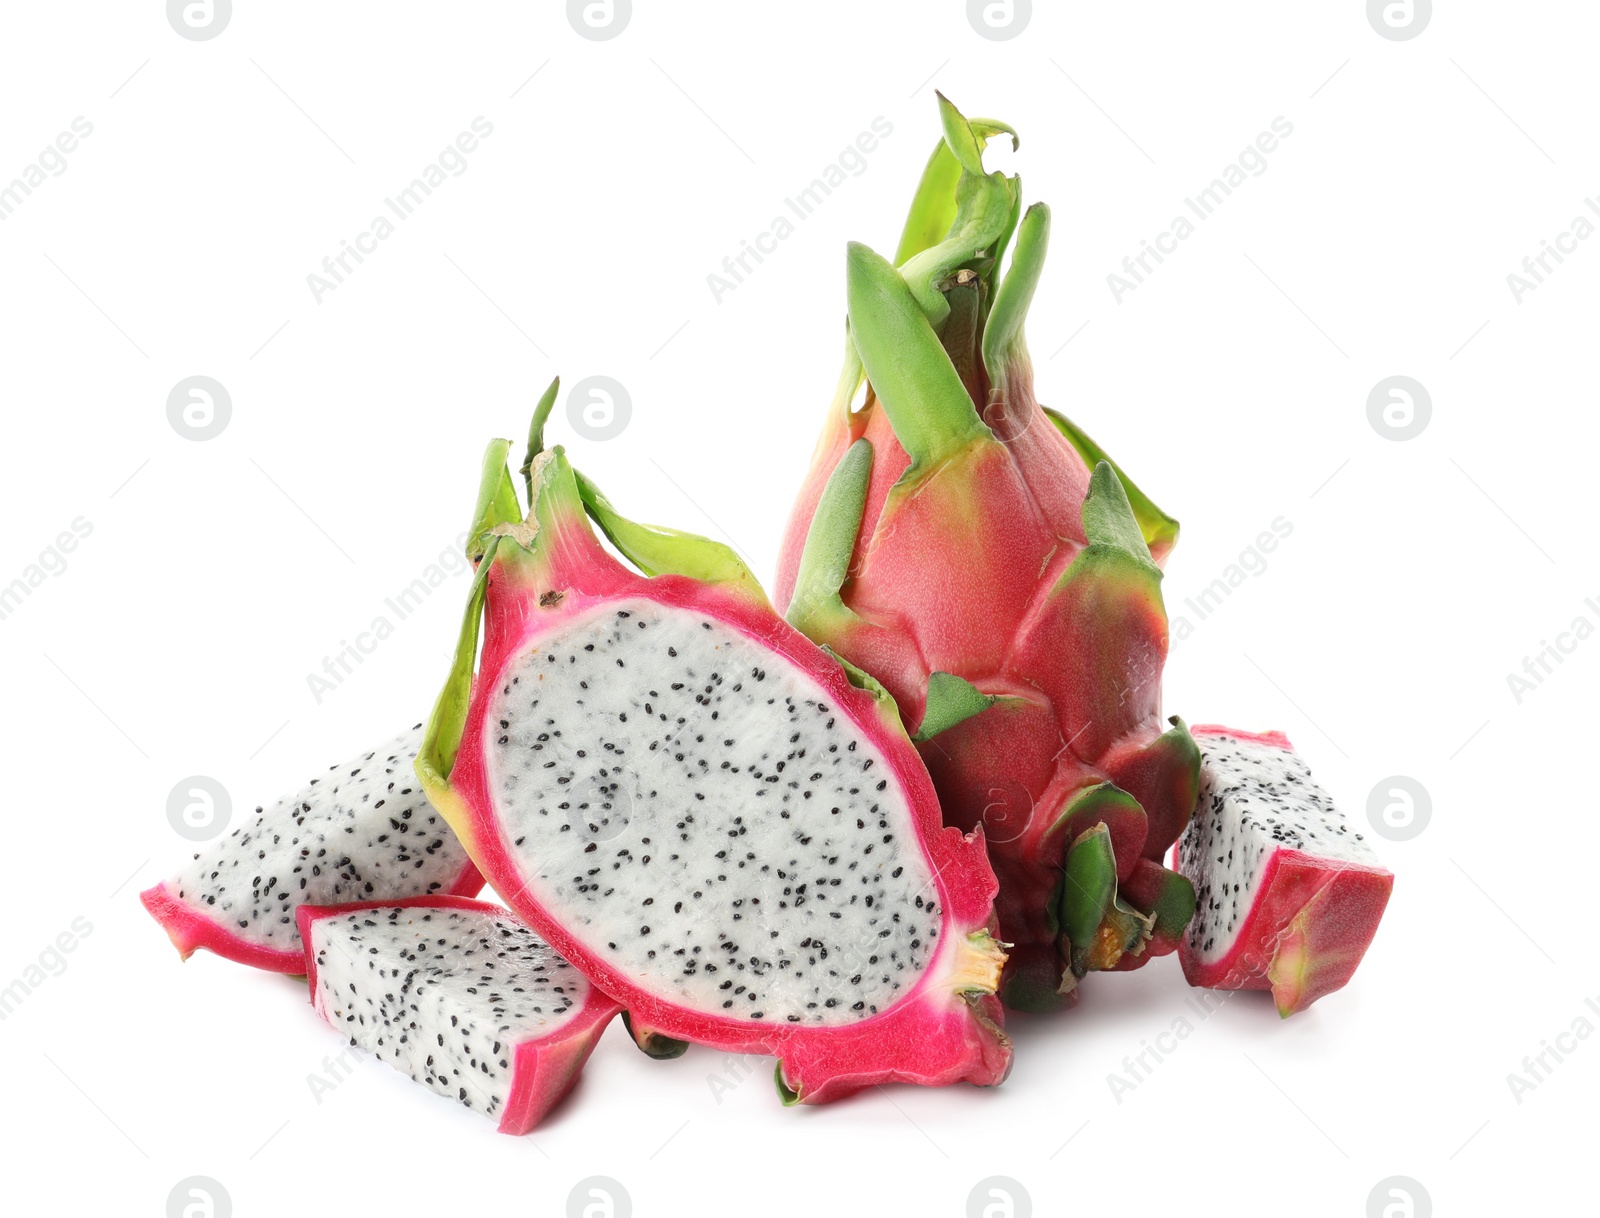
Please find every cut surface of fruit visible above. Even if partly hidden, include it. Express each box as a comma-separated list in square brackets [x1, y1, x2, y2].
[299, 896, 617, 1134]
[1175, 726, 1393, 1015]
[142, 727, 482, 972]
[485, 599, 946, 1024]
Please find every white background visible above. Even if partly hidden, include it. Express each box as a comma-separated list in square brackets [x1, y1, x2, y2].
[0, 3, 1591, 1215]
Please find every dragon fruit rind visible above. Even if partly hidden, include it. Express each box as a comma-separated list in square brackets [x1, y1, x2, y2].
[1175, 727, 1393, 1016]
[778, 95, 1197, 1009]
[416, 398, 1011, 1105]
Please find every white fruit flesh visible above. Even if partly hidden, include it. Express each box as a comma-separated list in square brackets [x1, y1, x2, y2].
[485, 599, 943, 1026]
[308, 904, 586, 1119]
[1178, 732, 1379, 965]
[166, 728, 473, 953]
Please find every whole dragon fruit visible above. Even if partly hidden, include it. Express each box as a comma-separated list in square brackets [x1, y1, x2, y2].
[416, 396, 1012, 1104]
[777, 96, 1198, 1010]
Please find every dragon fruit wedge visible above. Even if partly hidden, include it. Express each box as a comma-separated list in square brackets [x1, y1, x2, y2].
[142, 727, 483, 972]
[1175, 727, 1394, 1016]
[299, 896, 619, 1133]
[415, 411, 1011, 1105]
[776, 96, 1197, 1011]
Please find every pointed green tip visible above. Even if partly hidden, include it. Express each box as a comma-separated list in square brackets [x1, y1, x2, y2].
[936, 92, 987, 176]
[844, 242, 883, 301]
[788, 438, 872, 633]
[1058, 813, 1155, 970]
[521, 376, 561, 497]
[1162, 714, 1201, 769]
[913, 672, 997, 742]
[774, 1063, 802, 1106]
[846, 242, 986, 468]
[982, 201, 1050, 387]
[1083, 462, 1156, 563]
[933, 93, 1020, 164]
[467, 438, 522, 564]
[419, 529, 499, 790]
[1017, 199, 1056, 244]
[1060, 821, 1118, 948]
[621, 1011, 690, 1060]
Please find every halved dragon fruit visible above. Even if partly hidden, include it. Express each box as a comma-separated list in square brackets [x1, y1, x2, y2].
[298, 896, 618, 1134]
[142, 727, 483, 972]
[1174, 727, 1393, 1015]
[417, 403, 1011, 1105]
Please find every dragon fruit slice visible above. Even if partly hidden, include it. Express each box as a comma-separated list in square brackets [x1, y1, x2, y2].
[416, 414, 1011, 1105]
[298, 896, 618, 1133]
[1174, 727, 1393, 1016]
[141, 727, 483, 973]
[776, 96, 1198, 1009]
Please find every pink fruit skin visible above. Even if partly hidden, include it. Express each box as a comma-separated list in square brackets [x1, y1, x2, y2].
[443, 494, 1011, 1103]
[777, 403, 1191, 1004]
[1188, 725, 1292, 752]
[297, 896, 617, 1135]
[1176, 726, 1394, 1016]
[140, 866, 484, 975]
